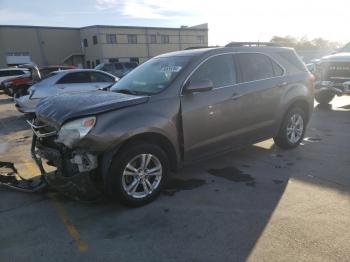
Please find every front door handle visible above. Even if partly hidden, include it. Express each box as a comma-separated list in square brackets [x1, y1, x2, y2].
[277, 81, 288, 87]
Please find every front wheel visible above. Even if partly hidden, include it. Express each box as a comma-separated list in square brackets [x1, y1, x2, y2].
[315, 90, 335, 105]
[274, 107, 307, 149]
[105, 143, 169, 207]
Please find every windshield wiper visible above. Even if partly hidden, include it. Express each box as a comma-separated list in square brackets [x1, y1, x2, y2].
[113, 89, 151, 96]
[115, 89, 139, 95]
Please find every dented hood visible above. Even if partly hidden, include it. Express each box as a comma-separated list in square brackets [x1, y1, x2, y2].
[36, 90, 149, 128]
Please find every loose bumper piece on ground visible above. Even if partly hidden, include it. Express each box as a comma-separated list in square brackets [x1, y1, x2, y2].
[0, 161, 47, 193]
[0, 132, 103, 201]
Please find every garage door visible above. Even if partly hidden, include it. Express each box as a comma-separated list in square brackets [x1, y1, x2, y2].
[6, 52, 31, 65]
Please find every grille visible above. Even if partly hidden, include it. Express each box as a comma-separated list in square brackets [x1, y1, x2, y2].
[320, 62, 350, 83]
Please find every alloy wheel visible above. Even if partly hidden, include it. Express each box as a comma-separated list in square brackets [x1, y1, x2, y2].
[121, 153, 163, 199]
[286, 113, 304, 144]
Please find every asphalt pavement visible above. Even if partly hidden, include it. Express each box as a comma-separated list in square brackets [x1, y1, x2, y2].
[0, 92, 349, 262]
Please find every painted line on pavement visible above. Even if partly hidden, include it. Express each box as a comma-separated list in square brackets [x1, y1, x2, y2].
[24, 161, 89, 252]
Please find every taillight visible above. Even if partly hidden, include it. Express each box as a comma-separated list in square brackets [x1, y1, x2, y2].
[308, 73, 315, 90]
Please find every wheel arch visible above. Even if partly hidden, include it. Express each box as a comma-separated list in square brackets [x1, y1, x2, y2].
[274, 96, 313, 137]
[116, 132, 179, 172]
[100, 132, 180, 186]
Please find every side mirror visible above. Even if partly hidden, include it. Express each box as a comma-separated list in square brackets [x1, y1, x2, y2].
[98, 87, 109, 91]
[99, 83, 114, 91]
[184, 79, 214, 94]
[306, 63, 316, 74]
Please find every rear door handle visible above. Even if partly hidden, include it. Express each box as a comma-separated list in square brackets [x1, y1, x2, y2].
[277, 81, 288, 87]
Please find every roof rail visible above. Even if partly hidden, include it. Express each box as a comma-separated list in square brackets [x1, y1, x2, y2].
[225, 42, 281, 47]
[184, 46, 219, 50]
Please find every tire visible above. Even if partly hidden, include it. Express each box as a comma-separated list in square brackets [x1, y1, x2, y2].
[3, 87, 10, 96]
[273, 107, 307, 149]
[315, 90, 335, 105]
[105, 143, 169, 207]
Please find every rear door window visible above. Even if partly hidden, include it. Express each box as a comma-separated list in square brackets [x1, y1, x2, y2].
[235, 53, 279, 83]
[90, 72, 114, 82]
[0, 70, 26, 77]
[189, 54, 236, 88]
[57, 72, 91, 84]
[272, 60, 284, 76]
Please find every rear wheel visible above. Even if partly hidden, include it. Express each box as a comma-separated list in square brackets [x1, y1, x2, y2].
[315, 90, 335, 105]
[105, 143, 169, 207]
[274, 107, 306, 149]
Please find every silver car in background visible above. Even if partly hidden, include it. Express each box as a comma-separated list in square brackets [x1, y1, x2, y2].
[15, 69, 118, 113]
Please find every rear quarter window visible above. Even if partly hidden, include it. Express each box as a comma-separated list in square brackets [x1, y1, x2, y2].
[57, 72, 91, 84]
[276, 50, 306, 75]
[90, 72, 114, 82]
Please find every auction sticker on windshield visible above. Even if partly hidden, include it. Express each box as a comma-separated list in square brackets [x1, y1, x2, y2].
[160, 66, 182, 73]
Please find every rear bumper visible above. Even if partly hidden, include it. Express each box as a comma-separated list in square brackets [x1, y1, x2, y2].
[14, 96, 37, 113]
[315, 81, 350, 95]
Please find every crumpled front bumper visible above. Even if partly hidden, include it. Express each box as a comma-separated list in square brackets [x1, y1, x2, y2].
[315, 81, 350, 95]
[31, 133, 103, 201]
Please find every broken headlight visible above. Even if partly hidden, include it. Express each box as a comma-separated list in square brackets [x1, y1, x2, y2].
[56, 116, 96, 148]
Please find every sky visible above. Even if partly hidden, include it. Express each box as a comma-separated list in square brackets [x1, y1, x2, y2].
[0, 0, 349, 46]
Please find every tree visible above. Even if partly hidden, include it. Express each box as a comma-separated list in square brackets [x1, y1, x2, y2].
[270, 36, 341, 52]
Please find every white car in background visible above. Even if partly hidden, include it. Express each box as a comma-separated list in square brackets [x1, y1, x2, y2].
[15, 69, 118, 113]
[0, 68, 30, 86]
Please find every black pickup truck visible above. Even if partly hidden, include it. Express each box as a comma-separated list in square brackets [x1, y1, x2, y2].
[309, 42, 350, 105]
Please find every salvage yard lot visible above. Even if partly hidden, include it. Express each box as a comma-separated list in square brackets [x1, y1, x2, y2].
[0, 92, 350, 262]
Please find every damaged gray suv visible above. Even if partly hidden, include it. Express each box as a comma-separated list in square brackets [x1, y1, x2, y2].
[29, 43, 314, 206]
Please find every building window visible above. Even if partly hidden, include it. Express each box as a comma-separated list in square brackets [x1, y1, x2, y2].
[127, 34, 138, 44]
[93, 35, 98, 45]
[109, 58, 119, 63]
[83, 38, 88, 47]
[96, 59, 100, 66]
[91, 61, 95, 68]
[86, 60, 91, 68]
[106, 34, 117, 44]
[149, 34, 157, 44]
[130, 57, 139, 64]
[197, 35, 205, 44]
[161, 35, 169, 44]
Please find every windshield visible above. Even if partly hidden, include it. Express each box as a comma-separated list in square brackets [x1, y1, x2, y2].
[124, 62, 138, 70]
[341, 43, 350, 52]
[95, 64, 104, 70]
[110, 56, 191, 95]
[41, 72, 58, 80]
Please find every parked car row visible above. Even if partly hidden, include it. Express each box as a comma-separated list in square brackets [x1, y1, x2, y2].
[0, 62, 139, 101]
[0, 62, 140, 116]
[0, 65, 77, 97]
[15, 69, 118, 113]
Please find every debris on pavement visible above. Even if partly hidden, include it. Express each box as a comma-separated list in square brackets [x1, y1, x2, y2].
[0, 161, 47, 193]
